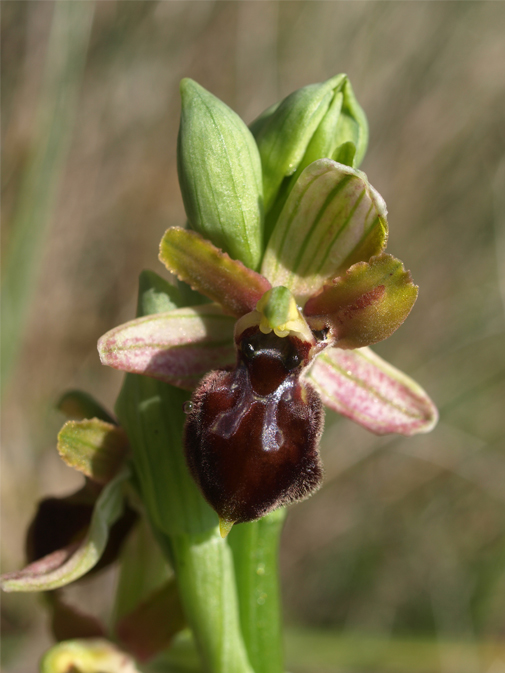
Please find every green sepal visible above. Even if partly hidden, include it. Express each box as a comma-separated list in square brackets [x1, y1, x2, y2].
[261, 159, 388, 303]
[177, 78, 264, 270]
[333, 77, 368, 167]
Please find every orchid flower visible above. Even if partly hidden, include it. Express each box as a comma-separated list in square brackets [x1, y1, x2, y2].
[98, 153, 437, 535]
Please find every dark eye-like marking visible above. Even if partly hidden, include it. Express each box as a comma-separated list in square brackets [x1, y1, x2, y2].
[241, 338, 256, 360]
[312, 327, 329, 342]
[283, 350, 301, 371]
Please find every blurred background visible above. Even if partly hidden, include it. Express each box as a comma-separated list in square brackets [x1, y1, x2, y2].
[2, 2, 505, 671]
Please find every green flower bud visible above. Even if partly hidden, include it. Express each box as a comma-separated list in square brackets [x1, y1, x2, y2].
[250, 74, 368, 229]
[177, 79, 264, 270]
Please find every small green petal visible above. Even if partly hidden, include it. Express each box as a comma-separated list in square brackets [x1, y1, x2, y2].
[159, 227, 271, 317]
[304, 254, 418, 348]
[57, 419, 129, 485]
[234, 286, 315, 345]
[178, 78, 264, 270]
[261, 159, 388, 303]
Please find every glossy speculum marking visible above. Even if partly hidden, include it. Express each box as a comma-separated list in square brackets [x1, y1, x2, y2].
[184, 326, 324, 529]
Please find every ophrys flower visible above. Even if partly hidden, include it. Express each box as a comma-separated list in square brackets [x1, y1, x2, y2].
[98, 157, 437, 535]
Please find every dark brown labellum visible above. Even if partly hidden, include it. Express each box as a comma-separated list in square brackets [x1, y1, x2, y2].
[184, 326, 324, 524]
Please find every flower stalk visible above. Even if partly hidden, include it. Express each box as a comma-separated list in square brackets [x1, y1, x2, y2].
[115, 270, 253, 673]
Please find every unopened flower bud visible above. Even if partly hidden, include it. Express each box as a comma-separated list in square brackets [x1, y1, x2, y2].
[251, 74, 368, 225]
[177, 78, 264, 270]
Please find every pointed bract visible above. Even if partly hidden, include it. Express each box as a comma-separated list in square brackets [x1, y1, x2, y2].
[261, 159, 388, 303]
[98, 303, 236, 390]
[160, 227, 272, 317]
[306, 347, 438, 436]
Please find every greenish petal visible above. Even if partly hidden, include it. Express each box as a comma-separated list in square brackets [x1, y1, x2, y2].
[304, 254, 418, 348]
[159, 227, 271, 317]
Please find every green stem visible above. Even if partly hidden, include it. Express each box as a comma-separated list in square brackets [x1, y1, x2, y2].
[0, 2, 94, 398]
[158, 532, 254, 673]
[228, 510, 286, 673]
[115, 271, 252, 673]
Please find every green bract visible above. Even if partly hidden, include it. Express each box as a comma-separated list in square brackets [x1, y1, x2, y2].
[178, 79, 264, 270]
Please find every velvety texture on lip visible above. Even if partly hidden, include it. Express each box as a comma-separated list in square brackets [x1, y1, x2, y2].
[184, 328, 324, 524]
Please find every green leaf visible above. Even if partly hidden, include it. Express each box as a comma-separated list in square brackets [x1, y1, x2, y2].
[112, 515, 171, 625]
[40, 639, 141, 673]
[159, 227, 272, 316]
[261, 159, 388, 302]
[304, 254, 418, 348]
[178, 78, 264, 270]
[306, 347, 438, 436]
[57, 419, 129, 484]
[114, 271, 218, 538]
[0, 467, 130, 592]
[160, 532, 254, 673]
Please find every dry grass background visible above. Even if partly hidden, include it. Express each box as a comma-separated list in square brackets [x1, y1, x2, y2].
[2, 2, 505, 671]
